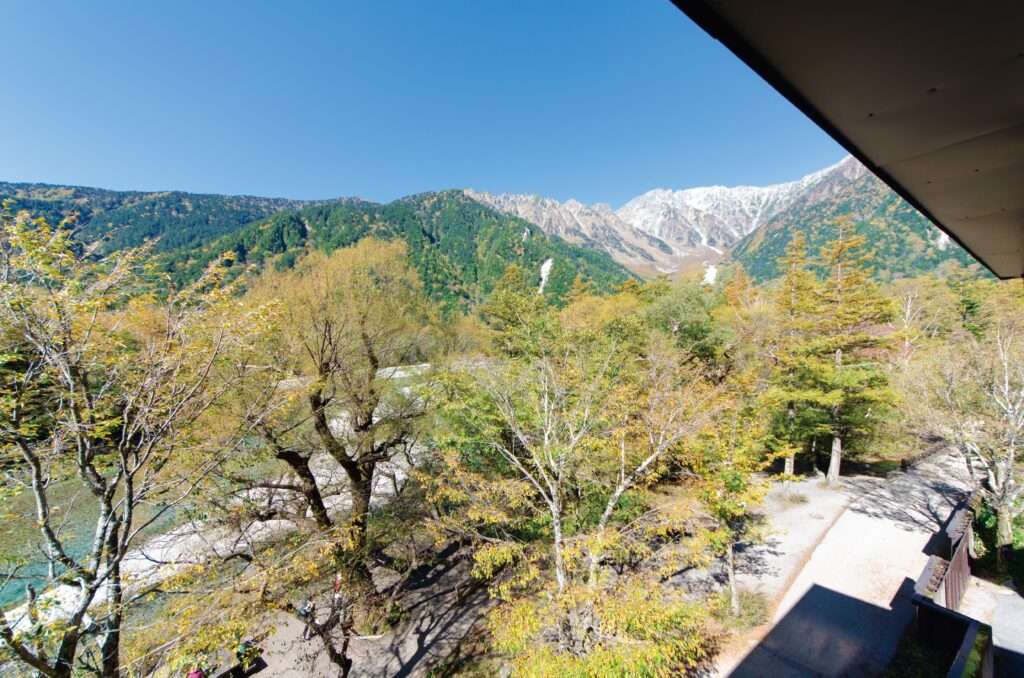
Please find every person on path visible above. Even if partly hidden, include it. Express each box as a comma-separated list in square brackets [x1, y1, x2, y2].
[298, 599, 317, 641]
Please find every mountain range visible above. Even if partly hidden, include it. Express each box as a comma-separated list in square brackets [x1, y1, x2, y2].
[469, 156, 981, 281]
[1, 156, 985, 307]
[0, 181, 319, 253]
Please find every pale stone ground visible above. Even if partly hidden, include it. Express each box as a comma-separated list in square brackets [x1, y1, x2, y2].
[256, 549, 492, 678]
[112, 449, 979, 677]
[718, 452, 972, 677]
[248, 454, 966, 677]
[734, 476, 853, 601]
[959, 575, 1020, 626]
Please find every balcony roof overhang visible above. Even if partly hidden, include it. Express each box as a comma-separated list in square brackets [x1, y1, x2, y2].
[671, 0, 1024, 279]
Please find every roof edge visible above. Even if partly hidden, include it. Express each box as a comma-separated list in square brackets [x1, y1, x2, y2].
[670, 0, 1005, 279]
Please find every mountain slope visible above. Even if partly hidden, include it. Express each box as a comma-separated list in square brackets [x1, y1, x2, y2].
[160, 191, 633, 308]
[464, 190, 679, 276]
[616, 157, 859, 256]
[468, 157, 984, 282]
[467, 158, 877, 277]
[730, 164, 983, 281]
[5, 158, 985, 288]
[0, 181, 318, 252]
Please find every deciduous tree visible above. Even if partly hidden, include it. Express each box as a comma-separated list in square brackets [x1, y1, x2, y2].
[931, 305, 1024, 559]
[0, 206, 244, 677]
[230, 239, 438, 576]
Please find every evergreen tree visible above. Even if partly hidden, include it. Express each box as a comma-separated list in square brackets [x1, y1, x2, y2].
[768, 233, 827, 476]
[722, 264, 756, 311]
[814, 218, 896, 482]
[768, 225, 895, 482]
[478, 264, 556, 358]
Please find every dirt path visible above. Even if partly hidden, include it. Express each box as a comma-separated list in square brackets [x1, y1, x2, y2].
[257, 549, 492, 677]
[719, 453, 970, 677]
[693, 474, 854, 671]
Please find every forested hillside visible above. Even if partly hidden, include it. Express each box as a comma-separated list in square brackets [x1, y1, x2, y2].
[0, 181, 317, 252]
[729, 169, 984, 281]
[160, 190, 634, 307]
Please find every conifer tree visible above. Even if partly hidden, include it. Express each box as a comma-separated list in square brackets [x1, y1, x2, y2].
[815, 218, 895, 482]
[768, 233, 825, 476]
[768, 225, 895, 482]
[722, 264, 756, 310]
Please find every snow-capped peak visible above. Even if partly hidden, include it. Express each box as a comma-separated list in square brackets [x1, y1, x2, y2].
[463, 188, 683, 275]
[463, 156, 866, 279]
[616, 155, 862, 251]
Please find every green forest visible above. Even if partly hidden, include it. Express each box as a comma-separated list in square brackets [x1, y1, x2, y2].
[157, 191, 634, 309]
[730, 171, 982, 281]
[0, 181, 317, 253]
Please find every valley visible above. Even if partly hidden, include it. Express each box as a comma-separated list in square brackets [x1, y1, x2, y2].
[0, 169, 1014, 678]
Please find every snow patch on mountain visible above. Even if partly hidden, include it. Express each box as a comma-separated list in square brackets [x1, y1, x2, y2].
[538, 258, 553, 293]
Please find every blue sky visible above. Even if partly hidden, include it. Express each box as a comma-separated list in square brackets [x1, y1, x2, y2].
[2, 1, 845, 206]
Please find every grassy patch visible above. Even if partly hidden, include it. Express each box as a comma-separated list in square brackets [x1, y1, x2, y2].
[711, 590, 769, 631]
[781, 492, 809, 505]
[963, 626, 990, 678]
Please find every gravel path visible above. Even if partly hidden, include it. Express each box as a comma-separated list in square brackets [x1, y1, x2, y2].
[721, 452, 970, 677]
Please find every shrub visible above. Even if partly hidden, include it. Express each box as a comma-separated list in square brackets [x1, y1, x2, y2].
[489, 581, 719, 677]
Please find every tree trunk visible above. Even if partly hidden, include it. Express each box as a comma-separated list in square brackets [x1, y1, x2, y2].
[784, 404, 796, 479]
[551, 503, 567, 594]
[827, 349, 843, 485]
[298, 471, 333, 531]
[274, 448, 333, 530]
[826, 435, 842, 484]
[588, 480, 629, 588]
[782, 455, 795, 498]
[53, 630, 82, 678]
[334, 469, 379, 597]
[348, 471, 373, 553]
[727, 541, 740, 617]
[100, 522, 124, 678]
[586, 538, 601, 589]
[997, 503, 1014, 570]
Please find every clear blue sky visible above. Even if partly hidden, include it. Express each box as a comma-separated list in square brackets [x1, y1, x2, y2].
[3, 1, 845, 206]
